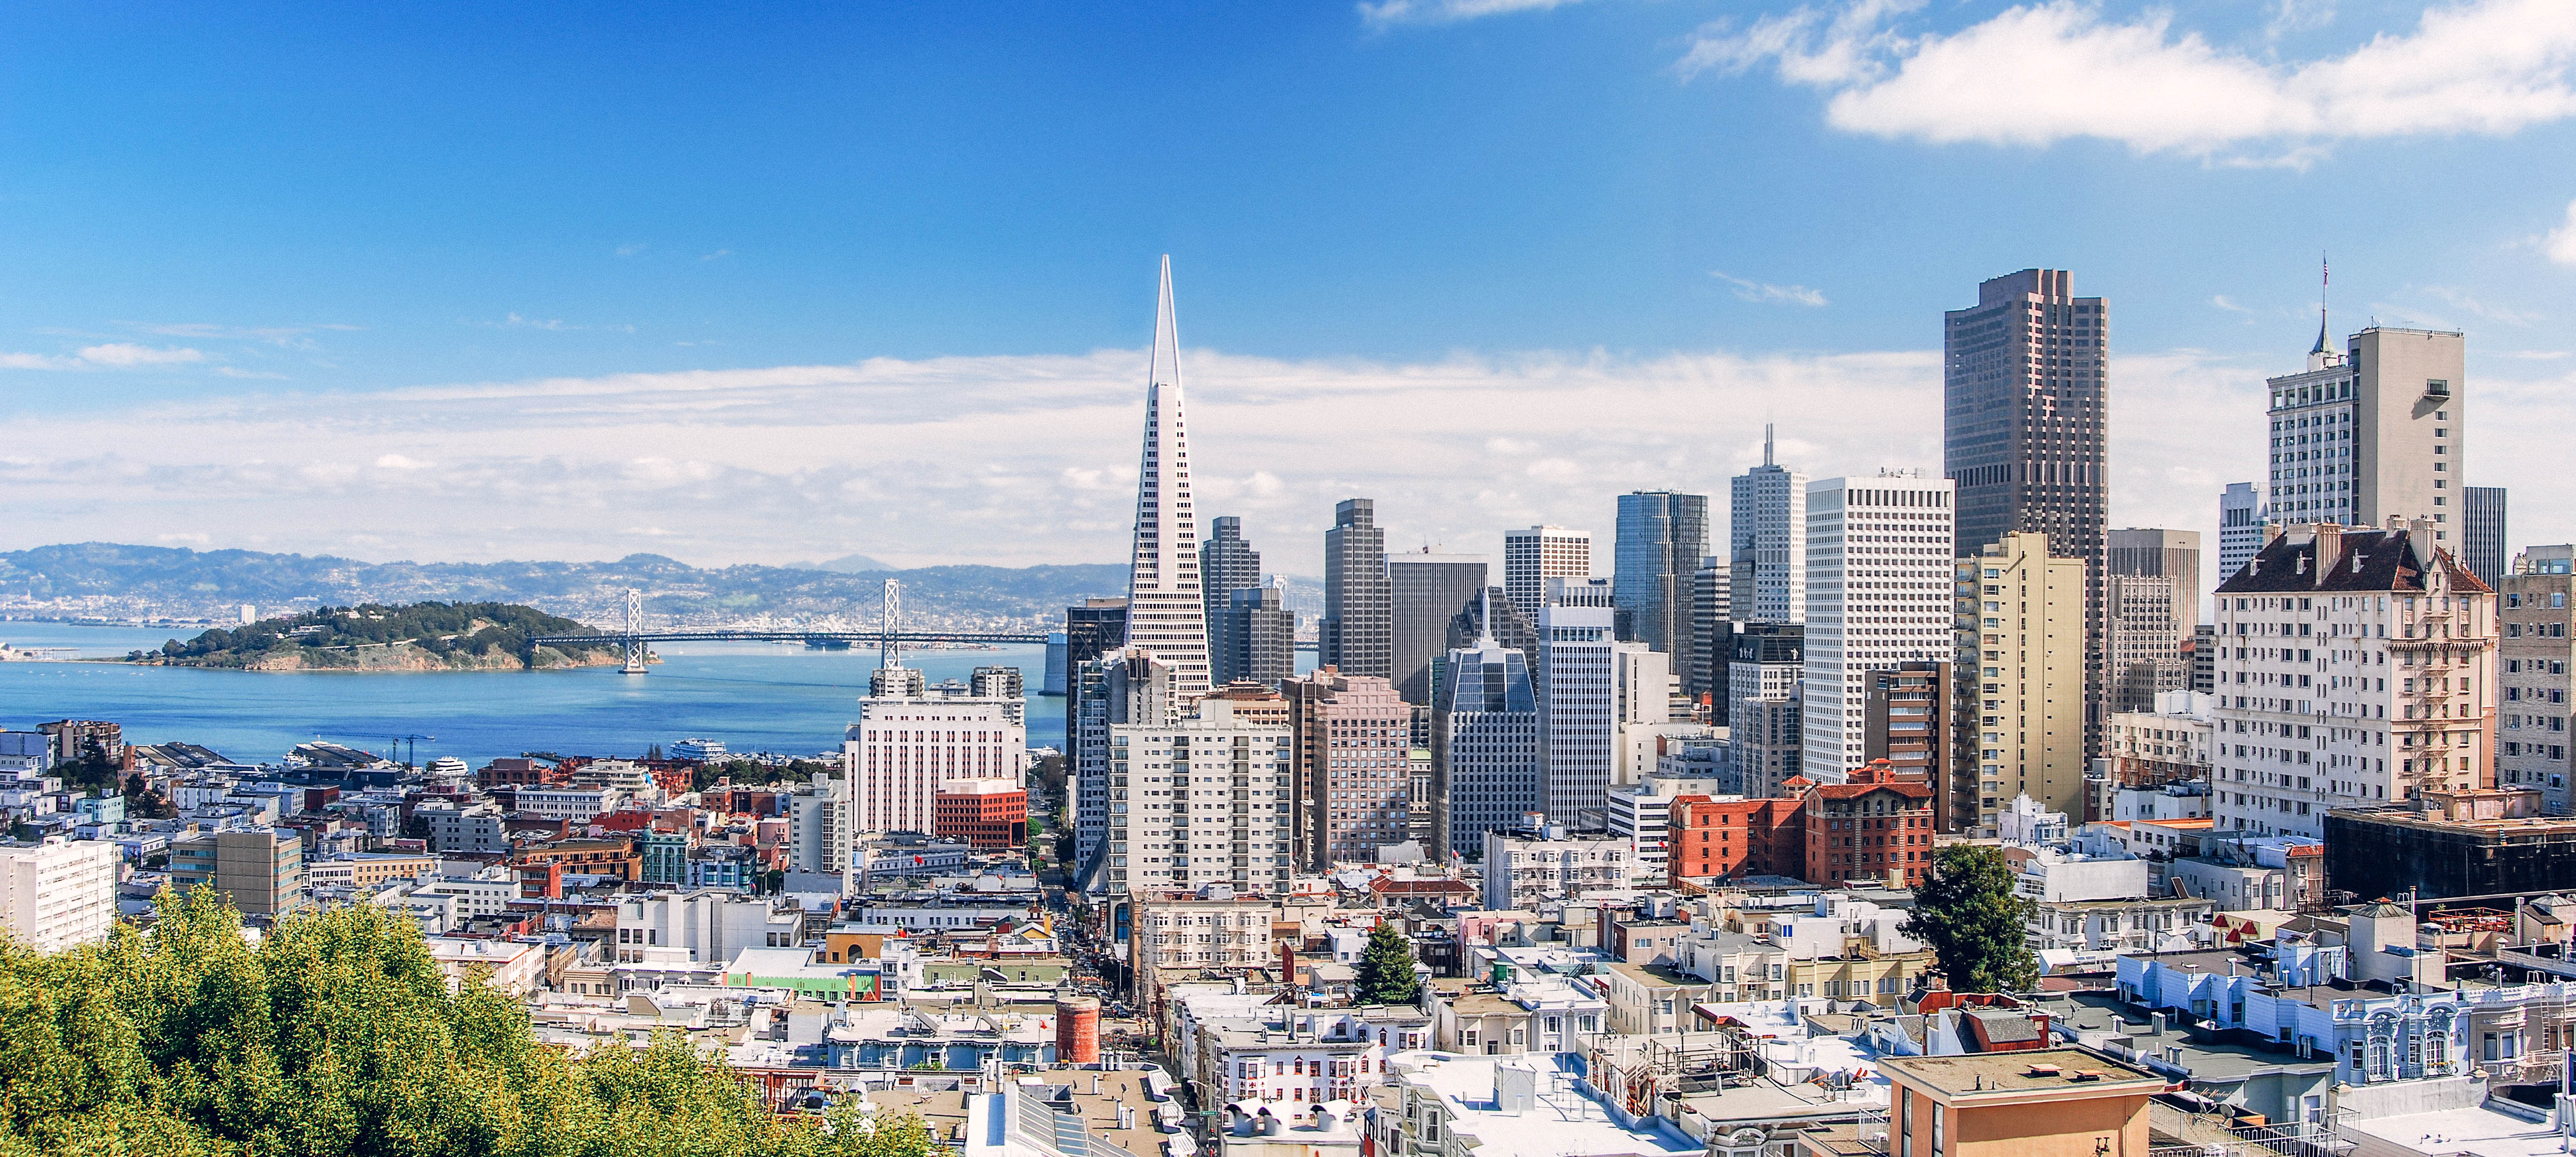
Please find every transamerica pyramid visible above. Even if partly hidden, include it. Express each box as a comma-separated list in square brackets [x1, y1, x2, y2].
[1122, 256, 1211, 705]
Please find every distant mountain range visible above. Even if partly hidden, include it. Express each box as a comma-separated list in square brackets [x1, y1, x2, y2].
[0, 542, 1326, 632]
[0, 543, 1129, 631]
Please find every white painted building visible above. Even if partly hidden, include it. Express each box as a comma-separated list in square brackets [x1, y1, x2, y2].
[612, 890, 804, 965]
[1801, 474, 1956, 778]
[0, 837, 119, 951]
[1536, 602, 1616, 826]
[2210, 521, 2495, 840]
[843, 677, 1027, 839]
[1102, 697, 1291, 892]
[513, 787, 616, 823]
[1480, 826, 1633, 911]
[1604, 775, 1732, 878]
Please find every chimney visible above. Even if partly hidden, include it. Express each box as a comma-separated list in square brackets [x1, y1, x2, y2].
[2149, 1012, 2165, 1036]
[2313, 525, 2342, 587]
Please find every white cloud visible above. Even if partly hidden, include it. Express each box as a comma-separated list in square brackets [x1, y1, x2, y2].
[1359, 0, 1585, 27]
[1686, 0, 2576, 163]
[0, 340, 2322, 572]
[2210, 295, 2254, 314]
[615, 243, 648, 257]
[1712, 270, 1829, 306]
[2418, 284, 2542, 325]
[2545, 198, 2576, 264]
[76, 343, 205, 366]
[700, 249, 734, 262]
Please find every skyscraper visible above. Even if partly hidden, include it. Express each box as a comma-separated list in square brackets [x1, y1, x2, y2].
[1689, 556, 1730, 713]
[1728, 624, 1804, 799]
[1537, 601, 1617, 826]
[2465, 487, 2508, 589]
[2217, 483, 2263, 583]
[1801, 474, 1956, 782]
[1222, 582, 1295, 688]
[1614, 491, 1710, 664]
[1200, 517, 1264, 685]
[1388, 549, 1490, 704]
[1730, 425, 1808, 625]
[1944, 269, 2109, 759]
[1504, 526, 1592, 621]
[1322, 498, 1391, 679]
[1432, 611, 1540, 861]
[1954, 531, 2086, 834]
[2261, 311, 2465, 540]
[1122, 257, 1211, 701]
[1100, 694, 1291, 893]
[1283, 669, 1412, 868]
[2105, 529, 2202, 714]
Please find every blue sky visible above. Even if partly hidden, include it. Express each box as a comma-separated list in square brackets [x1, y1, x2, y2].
[1, 1, 2572, 579]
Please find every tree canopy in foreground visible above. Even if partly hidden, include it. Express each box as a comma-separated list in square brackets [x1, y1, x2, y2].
[0, 887, 934, 1157]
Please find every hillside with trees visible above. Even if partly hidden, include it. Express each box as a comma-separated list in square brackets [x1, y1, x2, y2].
[0, 888, 933, 1157]
[133, 602, 622, 671]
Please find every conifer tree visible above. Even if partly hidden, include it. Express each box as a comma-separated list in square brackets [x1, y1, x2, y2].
[1354, 922, 1421, 1006]
[1898, 844, 2040, 993]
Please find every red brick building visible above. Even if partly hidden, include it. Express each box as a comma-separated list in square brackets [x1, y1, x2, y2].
[1801, 761, 1936, 888]
[1668, 793, 1805, 882]
[933, 780, 1028, 850]
[1667, 760, 1936, 887]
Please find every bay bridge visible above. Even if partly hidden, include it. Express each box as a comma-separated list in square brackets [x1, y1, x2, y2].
[533, 583, 1310, 675]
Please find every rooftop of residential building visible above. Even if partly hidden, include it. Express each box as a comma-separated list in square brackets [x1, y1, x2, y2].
[1388, 1052, 1700, 1157]
[1879, 1048, 2162, 1098]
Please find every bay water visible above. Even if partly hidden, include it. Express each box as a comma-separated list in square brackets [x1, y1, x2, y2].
[0, 622, 1067, 769]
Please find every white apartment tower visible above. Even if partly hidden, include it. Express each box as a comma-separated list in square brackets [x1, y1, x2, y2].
[1102, 698, 1292, 892]
[1730, 425, 1808, 624]
[0, 837, 119, 951]
[1505, 526, 1593, 622]
[1123, 256, 1213, 701]
[2263, 311, 2466, 543]
[1538, 602, 1618, 826]
[2208, 521, 2496, 841]
[1802, 474, 1957, 779]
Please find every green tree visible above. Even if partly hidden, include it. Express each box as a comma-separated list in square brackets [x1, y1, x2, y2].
[1354, 922, 1421, 1006]
[1899, 844, 2039, 994]
[0, 886, 939, 1157]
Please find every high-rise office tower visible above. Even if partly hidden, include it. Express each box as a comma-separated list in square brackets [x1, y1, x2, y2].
[2501, 545, 2575, 814]
[2105, 529, 2202, 714]
[1954, 531, 2086, 835]
[1504, 526, 1592, 621]
[2263, 317, 2465, 538]
[2218, 483, 2264, 582]
[1944, 269, 2109, 760]
[1432, 609, 1540, 860]
[1801, 474, 1956, 782]
[843, 668, 1027, 839]
[1444, 586, 1538, 669]
[1221, 582, 1296, 689]
[1322, 498, 1391, 679]
[2190, 624, 2217, 694]
[1549, 576, 1615, 608]
[1122, 257, 1212, 701]
[1689, 556, 1730, 713]
[1615, 490, 1710, 665]
[1611, 643, 1676, 788]
[1201, 516, 1264, 685]
[2465, 487, 2508, 589]
[1282, 670, 1412, 868]
[1730, 425, 1809, 625]
[1536, 601, 1617, 826]
[1388, 549, 1489, 704]
[1730, 624, 1804, 800]
[1061, 598, 1129, 747]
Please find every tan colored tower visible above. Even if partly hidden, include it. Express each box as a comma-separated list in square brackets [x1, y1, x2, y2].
[1956, 530, 2087, 834]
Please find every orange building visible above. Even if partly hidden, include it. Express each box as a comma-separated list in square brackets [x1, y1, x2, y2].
[1834, 1050, 2162, 1157]
[934, 780, 1028, 850]
[1668, 794, 1805, 882]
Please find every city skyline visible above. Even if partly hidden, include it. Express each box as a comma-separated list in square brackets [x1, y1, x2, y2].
[0, 4, 2570, 589]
